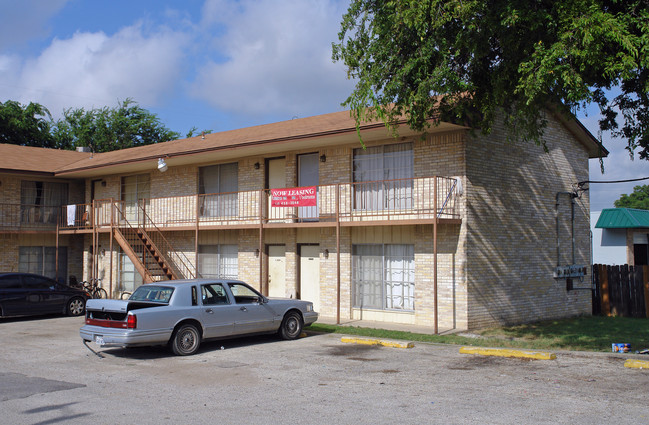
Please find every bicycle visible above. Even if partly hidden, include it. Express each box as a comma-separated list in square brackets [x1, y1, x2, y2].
[82, 278, 109, 299]
[120, 291, 132, 300]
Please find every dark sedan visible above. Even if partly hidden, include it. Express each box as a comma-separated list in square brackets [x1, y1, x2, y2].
[0, 273, 90, 318]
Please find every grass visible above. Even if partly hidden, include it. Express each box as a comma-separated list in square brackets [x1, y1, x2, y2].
[308, 316, 649, 353]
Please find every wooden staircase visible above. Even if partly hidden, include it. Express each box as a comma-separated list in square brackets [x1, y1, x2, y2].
[112, 204, 195, 283]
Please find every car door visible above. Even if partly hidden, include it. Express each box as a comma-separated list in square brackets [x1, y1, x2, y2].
[227, 282, 277, 335]
[0, 275, 26, 316]
[23, 275, 65, 315]
[199, 283, 236, 339]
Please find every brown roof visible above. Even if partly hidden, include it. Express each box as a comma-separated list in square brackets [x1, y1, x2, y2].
[0, 144, 90, 175]
[54, 109, 385, 174]
[0, 106, 605, 178]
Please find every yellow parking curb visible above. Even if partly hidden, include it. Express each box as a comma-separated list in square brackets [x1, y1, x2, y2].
[341, 336, 414, 349]
[624, 359, 649, 369]
[459, 346, 556, 360]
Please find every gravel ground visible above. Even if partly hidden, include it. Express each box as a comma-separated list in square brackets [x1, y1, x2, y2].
[1, 315, 647, 424]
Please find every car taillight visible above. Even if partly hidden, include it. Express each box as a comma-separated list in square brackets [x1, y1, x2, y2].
[127, 314, 137, 329]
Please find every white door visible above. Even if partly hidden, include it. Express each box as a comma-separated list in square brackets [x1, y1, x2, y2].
[268, 245, 286, 298]
[299, 245, 320, 311]
[298, 153, 318, 221]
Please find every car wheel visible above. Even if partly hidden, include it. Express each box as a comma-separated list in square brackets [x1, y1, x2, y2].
[67, 297, 85, 316]
[171, 324, 201, 356]
[279, 311, 303, 340]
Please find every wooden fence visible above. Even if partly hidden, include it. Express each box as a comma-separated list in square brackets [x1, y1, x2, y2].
[592, 264, 649, 318]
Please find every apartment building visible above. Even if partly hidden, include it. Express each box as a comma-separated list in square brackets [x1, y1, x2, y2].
[0, 108, 604, 331]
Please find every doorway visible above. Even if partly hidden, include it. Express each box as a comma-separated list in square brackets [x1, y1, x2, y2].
[299, 244, 320, 311]
[268, 245, 286, 298]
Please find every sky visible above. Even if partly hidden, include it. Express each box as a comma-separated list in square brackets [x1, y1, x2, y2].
[0, 0, 647, 211]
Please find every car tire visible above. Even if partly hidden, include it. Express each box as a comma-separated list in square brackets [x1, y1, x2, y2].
[67, 297, 85, 316]
[279, 311, 303, 340]
[170, 324, 201, 356]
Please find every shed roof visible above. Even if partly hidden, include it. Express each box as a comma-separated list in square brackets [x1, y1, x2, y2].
[595, 208, 649, 229]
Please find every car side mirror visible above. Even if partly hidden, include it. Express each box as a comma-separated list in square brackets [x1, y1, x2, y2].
[257, 296, 267, 304]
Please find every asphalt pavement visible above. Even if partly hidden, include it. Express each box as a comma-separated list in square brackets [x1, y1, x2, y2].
[1, 315, 647, 424]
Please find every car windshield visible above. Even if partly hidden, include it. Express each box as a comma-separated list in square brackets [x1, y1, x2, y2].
[129, 285, 174, 303]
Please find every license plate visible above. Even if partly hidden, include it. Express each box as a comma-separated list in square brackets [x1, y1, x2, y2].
[94, 335, 105, 346]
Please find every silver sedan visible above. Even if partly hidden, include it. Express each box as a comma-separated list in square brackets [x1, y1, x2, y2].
[80, 279, 318, 355]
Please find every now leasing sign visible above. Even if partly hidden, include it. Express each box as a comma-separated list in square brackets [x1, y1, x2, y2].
[271, 186, 317, 207]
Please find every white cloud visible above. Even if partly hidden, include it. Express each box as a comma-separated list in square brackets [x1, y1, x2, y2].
[190, 0, 354, 120]
[0, 0, 70, 50]
[1, 23, 190, 117]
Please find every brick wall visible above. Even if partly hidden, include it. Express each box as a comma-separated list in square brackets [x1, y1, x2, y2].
[464, 113, 592, 328]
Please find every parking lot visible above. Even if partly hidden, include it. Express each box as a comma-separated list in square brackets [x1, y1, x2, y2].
[1, 316, 648, 424]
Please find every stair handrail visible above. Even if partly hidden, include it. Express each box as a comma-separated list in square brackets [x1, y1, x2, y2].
[112, 203, 167, 282]
[138, 203, 197, 280]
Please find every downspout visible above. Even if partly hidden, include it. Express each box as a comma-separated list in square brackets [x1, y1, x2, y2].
[336, 184, 341, 325]
[434, 176, 438, 335]
[555, 191, 577, 267]
[109, 198, 114, 297]
[55, 224, 60, 282]
[195, 194, 200, 278]
[259, 189, 264, 293]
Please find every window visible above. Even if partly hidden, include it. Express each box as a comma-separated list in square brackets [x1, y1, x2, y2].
[199, 163, 238, 217]
[18, 246, 67, 283]
[20, 181, 68, 224]
[198, 245, 238, 279]
[23, 275, 55, 289]
[121, 174, 150, 223]
[201, 283, 230, 305]
[119, 251, 143, 293]
[353, 143, 413, 210]
[0, 275, 22, 289]
[228, 282, 262, 304]
[352, 244, 415, 311]
[130, 285, 174, 303]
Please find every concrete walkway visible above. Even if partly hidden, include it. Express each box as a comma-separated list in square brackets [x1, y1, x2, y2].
[316, 315, 457, 335]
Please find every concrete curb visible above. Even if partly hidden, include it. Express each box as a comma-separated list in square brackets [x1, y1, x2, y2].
[459, 346, 557, 360]
[341, 336, 414, 349]
[624, 359, 649, 369]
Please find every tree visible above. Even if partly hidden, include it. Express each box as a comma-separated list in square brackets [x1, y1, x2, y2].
[54, 98, 181, 153]
[332, 1, 649, 156]
[614, 184, 649, 209]
[0, 100, 62, 148]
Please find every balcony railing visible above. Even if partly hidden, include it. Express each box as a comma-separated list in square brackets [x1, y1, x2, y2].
[53, 176, 460, 231]
[0, 204, 63, 231]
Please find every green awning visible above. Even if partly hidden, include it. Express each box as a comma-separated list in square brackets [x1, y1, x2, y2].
[595, 208, 649, 229]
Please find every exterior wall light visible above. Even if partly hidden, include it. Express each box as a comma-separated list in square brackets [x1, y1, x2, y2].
[320, 154, 326, 163]
[254, 162, 260, 170]
[157, 158, 168, 172]
[323, 249, 329, 259]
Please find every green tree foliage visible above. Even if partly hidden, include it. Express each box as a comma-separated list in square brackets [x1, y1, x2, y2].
[54, 98, 181, 153]
[614, 184, 649, 209]
[0, 99, 183, 152]
[332, 0, 649, 156]
[0, 100, 62, 148]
